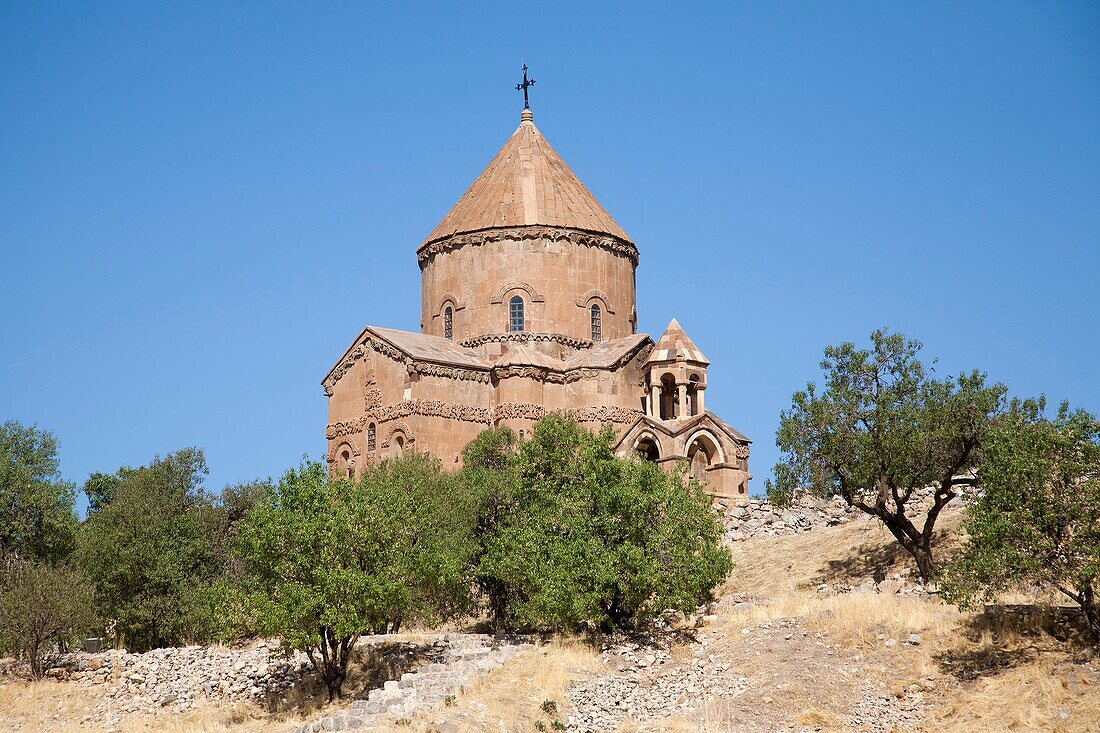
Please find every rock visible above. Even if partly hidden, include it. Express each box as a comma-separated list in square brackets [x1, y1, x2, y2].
[907, 633, 922, 645]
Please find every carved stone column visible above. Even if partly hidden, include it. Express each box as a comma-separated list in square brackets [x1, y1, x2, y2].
[650, 384, 660, 417]
[677, 383, 688, 419]
[696, 386, 705, 415]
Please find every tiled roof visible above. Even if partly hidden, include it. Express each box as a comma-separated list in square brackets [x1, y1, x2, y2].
[369, 327, 490, 369]
[645, 318, 710, 365]
[494, 342, 561, 369]
[421, 110, 632, 246]
[564, 333, 651, 370]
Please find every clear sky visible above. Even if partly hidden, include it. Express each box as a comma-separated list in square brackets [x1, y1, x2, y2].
[2, 2, 1098, 508]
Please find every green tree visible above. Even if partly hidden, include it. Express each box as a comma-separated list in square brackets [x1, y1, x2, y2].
[476, 415, 731, 631]
[0, 421, 77, 561]
[232, 455, 476, 701]
[767, 330, 1007, 582]
[942, 401, 1100, 641]
[74, 448, 225, 650]
[0, 557, 97, 678]
[458, 427, 520, 631]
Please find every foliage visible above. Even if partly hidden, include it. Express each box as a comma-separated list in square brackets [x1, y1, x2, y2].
[767, 329, 1007, 581]
[474, 415, 731, 631]
[0, 421, 78, 561]
[459, 427, 520, 630]
[942, 400, 1100, 641]
[74, 448, 227, 651]
[231, 455, 477, 700]
[0, 557, 97, 677]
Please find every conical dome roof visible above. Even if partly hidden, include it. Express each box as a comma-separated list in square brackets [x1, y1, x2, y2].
[646, 318, 710, 365]
[421, 110, 632, 247]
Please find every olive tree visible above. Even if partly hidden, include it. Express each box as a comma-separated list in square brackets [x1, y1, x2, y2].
[0, 557, 97, 677]
[232, 455, 476, 700]
[942, 401, 1100, 641]
[0, 421, 77, 561]
[768, 330, 1006, 582]
[476, 415, 731, 631]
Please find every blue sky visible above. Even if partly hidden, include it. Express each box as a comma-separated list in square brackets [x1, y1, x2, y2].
[2, 2, 1098, 507]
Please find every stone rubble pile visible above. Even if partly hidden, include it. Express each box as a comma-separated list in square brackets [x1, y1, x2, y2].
[567, 638, 749, 732]
[294, 633, 526, 733]
[723, 484, 972, 542]
[722, 494, 858, 541]
[51, 642, 308, 727]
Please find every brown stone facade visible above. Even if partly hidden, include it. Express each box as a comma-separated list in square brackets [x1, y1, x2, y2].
[324, 109, 751, 505]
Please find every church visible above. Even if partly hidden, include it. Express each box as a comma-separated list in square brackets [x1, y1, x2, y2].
[322, 89, 751, 505]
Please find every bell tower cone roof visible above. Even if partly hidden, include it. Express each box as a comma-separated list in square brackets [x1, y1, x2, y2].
[421, 109, 633, 248]
[647, 318, 710, 365]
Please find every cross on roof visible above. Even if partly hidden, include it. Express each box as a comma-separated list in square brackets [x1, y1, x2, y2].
[516, 63, 535, 109]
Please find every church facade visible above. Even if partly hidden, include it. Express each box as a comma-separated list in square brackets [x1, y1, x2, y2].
[323, 107, 751, 505]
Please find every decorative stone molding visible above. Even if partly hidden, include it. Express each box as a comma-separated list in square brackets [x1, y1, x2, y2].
[374, 399, 491, 425]
[414, 362, 492, 383]
[735, 443, 750, 459]
[326, 418, 367, 440]
[460, 332, 593, 350]
[576, 289, 615, 314]
[492, 403, 643, 425]
[490, 281, 545, 305]
[323, 336, 406, 395]
[417, 226, 640, 269]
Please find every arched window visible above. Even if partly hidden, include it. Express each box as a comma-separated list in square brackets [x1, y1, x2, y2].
[590, 304, 602, 341]
[509, 296, 525, 332]
[367, 423, 376, 452]
[339, 449, 353, 479]
[443, 306, 453, 340]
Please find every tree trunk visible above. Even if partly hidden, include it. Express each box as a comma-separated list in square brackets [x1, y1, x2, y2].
[1081, 584, 1100, 644]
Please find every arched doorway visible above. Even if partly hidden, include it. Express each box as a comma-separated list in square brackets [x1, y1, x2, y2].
[635, 435, 660, 462]
[686, 433, 721, 484]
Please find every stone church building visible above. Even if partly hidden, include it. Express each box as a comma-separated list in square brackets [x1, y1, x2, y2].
[323, 106, 751, 504]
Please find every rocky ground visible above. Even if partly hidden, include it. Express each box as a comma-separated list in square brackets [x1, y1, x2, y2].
[3, 493, 1096, 733]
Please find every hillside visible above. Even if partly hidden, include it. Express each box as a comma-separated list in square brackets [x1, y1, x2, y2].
[2, 508, 1096, 733]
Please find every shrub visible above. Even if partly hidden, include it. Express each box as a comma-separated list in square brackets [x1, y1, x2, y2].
[0, 557, 97, 677]
[942, 400, 1100, 641]
[74, 448, 226, 650]
[474, 415, 731, 631]
[232, 455, 477, 700]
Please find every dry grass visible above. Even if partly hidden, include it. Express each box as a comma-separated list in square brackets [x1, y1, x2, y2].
[936, 659, 1099, 732]
[388, 637, 600, 732]
[0, 678, 310, 733]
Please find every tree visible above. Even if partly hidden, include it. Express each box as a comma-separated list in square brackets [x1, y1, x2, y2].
[767, 330, 1007, 582]
[232, 456, 476, 701]
[476, 415, 731, 631]
[74, 448, 226, 650]
[942, 401, 1100, 641]
[0, 557, 97, 678]
[0, 421, 77, 561]
[459, 427, 519, 631]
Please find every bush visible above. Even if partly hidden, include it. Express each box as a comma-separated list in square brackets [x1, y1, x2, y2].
[942, 400, 1100, 641]
[232, 455, 477, 700]
[0, 421, 78, 562]
[473, 415, 731, 631]
[0, 557, 97, 677]
[74, 448, 227, 650]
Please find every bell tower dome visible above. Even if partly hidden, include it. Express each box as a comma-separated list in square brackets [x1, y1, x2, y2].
[417, 108, 638, 352]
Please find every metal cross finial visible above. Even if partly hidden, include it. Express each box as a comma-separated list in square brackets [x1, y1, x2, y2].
[516, 63, 535, 109]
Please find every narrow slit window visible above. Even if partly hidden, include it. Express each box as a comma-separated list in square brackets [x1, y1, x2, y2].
[590, 304, 602, 341]
[509, 296, 525, 332]
[443, 306, 453, 340]
[367, 423, 376, 452]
